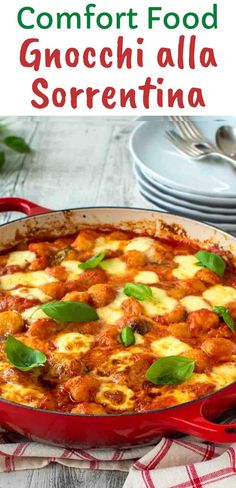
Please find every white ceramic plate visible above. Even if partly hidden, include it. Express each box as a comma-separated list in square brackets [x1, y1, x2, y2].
[140, 165, 236, 207]
[130, 118, 236, 197]
[134, 163, 236, 215]
[139, 190, 236, 233]
[138, 185, 236, 223]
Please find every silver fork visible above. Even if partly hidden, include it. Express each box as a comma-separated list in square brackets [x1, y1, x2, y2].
[169, 116, 217, 153]
[166, 129, 236, 168]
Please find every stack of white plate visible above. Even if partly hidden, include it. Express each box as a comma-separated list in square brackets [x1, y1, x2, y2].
[129, 118, 236, 234]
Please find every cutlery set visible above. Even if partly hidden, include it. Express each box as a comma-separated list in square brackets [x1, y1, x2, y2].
[129, 117, 236, 234]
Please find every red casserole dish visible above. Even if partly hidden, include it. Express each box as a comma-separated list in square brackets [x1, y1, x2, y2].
[0, 197, 236, 448]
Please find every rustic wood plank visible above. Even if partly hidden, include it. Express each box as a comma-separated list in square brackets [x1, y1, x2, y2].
[0, 465, 127, 488]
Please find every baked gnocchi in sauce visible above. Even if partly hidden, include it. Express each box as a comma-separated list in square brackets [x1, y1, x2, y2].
[0, 228, 236, 415]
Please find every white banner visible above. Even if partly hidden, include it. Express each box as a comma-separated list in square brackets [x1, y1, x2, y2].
[0, 0, 235, 115]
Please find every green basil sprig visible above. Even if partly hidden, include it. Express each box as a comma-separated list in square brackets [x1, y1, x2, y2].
[0, 151, 5, 169]
[213, 306, 235, 332]
[124, 283, 153, 301]
[195, 251, 226, 277]
[5, 335, 46, 372]
[120, 326, 135, 347]
[3, 136, 31, 154]
[78, 252, 106, 270]
[39, 301, 98, 322]
[146, 356, 195, 385]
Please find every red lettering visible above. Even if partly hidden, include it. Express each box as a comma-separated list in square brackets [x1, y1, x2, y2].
[86, 87, 100, 109]
[157, 48, 174, 68]
[31, 78, 48, 109]
[52, 88, 66, 107]
[20, 38, 40, 72]
[70, 87, 84, 109]
[65, 48, 79, 67]
[139, 77, 156, 109]
[120, 89, 136, 108]
[45, 49, 62, 69]
[100, 47, 113, 68]
[177, 35, 185, 69]
[117, 36, 132, 69]
[83, 48, 96, 68]
[200, 48, 217, 67]
[168, 89, 184, 108]
[188, 88, 206, 107]
[189, 35, 196, 69]
[102, 87, 116, 108]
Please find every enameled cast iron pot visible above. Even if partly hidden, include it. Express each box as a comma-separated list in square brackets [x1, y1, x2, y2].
[0, 197, 236, 448]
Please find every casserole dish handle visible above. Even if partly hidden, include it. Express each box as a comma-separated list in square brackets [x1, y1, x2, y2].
[168, 402, 236, 443]
[0, 197, 50, 216]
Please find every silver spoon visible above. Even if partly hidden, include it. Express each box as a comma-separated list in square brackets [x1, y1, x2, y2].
[216, 125, 236, 159]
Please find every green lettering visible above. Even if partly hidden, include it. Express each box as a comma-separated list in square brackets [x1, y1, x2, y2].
[17, 6, 34, 29]
[148, 7, 162, 28]
[97, 12, 113, 29]
[183, 13, 199, 29]
[57, 12, 81, 29]
[202, 3, 218, 29]
[37, 12, 53, 29]
[164, 13, 180, 29]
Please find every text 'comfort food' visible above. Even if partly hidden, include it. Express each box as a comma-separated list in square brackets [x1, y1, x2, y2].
[0, 228, 236, 415]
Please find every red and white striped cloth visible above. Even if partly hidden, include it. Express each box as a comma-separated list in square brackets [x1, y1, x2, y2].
[0, 428, 236, 487]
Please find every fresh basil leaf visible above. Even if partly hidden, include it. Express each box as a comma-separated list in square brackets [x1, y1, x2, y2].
[3, 136, 31, 154]
[120, 326, 135, 347]
[146, 356, 195, 385]
[124, 283, 153, 301]
[213, 306, 235, 332]
[195, 251, 226, 277]
[78, 252, 106, 270]
[39, 301, 98, 322]
[5, 335, 46, 372]
[0, 151, 5, 169]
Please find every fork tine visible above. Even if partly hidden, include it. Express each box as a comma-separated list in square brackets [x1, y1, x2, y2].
[181, 118, 204, 139]
[166, 130, 199, 157]
[166, 130, 199, 154]
[170, 116, 206, 141]
[169, 116, 196, 140]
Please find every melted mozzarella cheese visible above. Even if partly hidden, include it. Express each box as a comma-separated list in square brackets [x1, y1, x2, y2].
[151, 336, 191, 356]
[97, 290, 125, 324]
[134, 271, 158, 284]
[180, 296, 211, 313]
[10, 287, 50, 303]
[54, 332, 94, 355]
[0, 384, 44, 407]
[100, 258, 126, 276]
[203, 285, 236, 307]
[7, 250, 36, 268]
[108, 348, 143, 372]
[125, 237, 155, 252]
[22, 306, 48, 324]
[172, 255, 203, 280]
[210, 363, 236, 388]
[0, 270, 57, 291]
[94, 237, 121, 253]
[97, 308, 123, 325]
[61, 260, 83, 279]
[96, 383, 135, 411]
[170, 390, 196, 405]
[142, 287, 178, 317]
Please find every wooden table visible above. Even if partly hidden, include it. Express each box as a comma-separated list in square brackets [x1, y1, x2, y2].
[0, 116, 151, 488]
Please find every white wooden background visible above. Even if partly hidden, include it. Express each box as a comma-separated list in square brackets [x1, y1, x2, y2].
[0, 116, 154, 488]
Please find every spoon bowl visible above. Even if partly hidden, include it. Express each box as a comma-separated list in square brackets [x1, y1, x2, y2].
[216, 125, 236, 158]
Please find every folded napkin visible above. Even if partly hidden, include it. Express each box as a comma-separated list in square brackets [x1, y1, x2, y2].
[0, 428, 236, 487]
